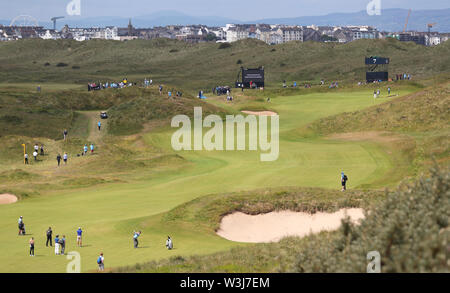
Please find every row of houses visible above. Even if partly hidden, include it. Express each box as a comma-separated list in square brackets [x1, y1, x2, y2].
[1, 22, 448, 46]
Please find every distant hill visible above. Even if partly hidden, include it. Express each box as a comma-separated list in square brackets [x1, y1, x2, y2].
[2, 8, 448, 32]
[0, 38, 449, 89]
[256, 8, 450, 32]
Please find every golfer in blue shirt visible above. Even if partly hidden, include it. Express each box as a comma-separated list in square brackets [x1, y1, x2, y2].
[77, 227, 83, 247]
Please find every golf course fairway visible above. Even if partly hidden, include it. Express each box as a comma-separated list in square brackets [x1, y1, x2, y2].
[0, 87, 416, 272]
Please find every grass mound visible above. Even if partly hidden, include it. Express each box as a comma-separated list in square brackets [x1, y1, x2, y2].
[294, 166, 449, 273]
[307, 82, 450, 134]
[107, 90, 227, 135]
[1, 38, 448, 88]
[114, 167, 448, 273]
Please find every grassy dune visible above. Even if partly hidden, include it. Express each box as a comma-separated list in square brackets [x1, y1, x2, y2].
[0, 38, 449, 89]
[0, 38, 447, 273]
[0, 84, 425, 272]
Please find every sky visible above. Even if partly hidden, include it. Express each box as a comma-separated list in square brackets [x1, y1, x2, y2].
[1, 0, 449, 21]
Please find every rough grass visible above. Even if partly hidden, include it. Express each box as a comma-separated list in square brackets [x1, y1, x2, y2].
[114, 166, 449, 273]
[107, 88, 228, 135]
[307, 82, 450, 134]
[0, 38, 449, 90]
[162, 187, 385, 232]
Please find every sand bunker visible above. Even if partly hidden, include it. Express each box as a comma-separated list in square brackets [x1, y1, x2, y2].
[0, 193, 18, 205]
[217, 208, 364, 243]
[241, 110, 277, 116]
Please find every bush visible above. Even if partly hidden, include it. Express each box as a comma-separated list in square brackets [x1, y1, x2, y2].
[72, 65, 80, 69]
[56, 62, 68, 67]
[218, 43, 231, 49]
[293, 166, 449, 273]
[44, 62, 50, 66]
[236, 59, 243, 64]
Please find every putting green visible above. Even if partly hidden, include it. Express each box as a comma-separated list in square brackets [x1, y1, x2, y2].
[0, 87, 415, 272]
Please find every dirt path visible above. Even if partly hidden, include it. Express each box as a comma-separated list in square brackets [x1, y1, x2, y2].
[83, 111, 108, 144]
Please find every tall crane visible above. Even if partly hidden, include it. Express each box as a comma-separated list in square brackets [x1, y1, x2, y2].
[427, 23, 437, 46]
[51, 16, 64, 31]
[403, 9, 411, 33]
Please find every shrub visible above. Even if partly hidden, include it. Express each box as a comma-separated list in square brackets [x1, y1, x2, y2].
[294, 166, 449, 273]
[218, 43, 231, 49]
[236, 59, 243, 64]
[56, 62, 68, 67]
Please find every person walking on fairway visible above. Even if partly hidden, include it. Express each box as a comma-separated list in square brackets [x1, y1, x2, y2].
[341, 172, 348, 191]
[60, 235, 66, 255]
[76, 227, 82, 247]
[63, 153, 68, 164]
[133, 231, 141, 248]
[29, 237, 35, 256]
[40, 145, 44, 156]
[18, 216, 24, 235]
[97, 252, 104, 271]
[33, 150, 38, 161]
[63, 129, 68, 141]
[166, 236, 173, 250]
[97, 121, 101, 131]
[56, 154, 61, 166]
[54, 235, 60, 255]
[90, 143, 94, 154]
[34, 144, 39, 155]
[83, 144, 88, 155]
[24, 153, 29, 165]
[46, 227, 53, 247]
[388, 87, 391, 95]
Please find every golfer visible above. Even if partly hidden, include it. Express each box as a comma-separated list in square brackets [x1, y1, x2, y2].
[29, 237, 35, 256]
[76, 227, 82, 247]
[63, 153, 68, 164]
[56, 154, 61, 166]
[341, 172, 348, 191]
[97, 253, 104, 271]
[97, 121, 101, 131]
[166, 236, 173, 250]
[54, 235, 60, 255]
[60, 235, 66, 255]
[83, 144, 88, 155]
[46, 227, 53, 247]
[133, 231, 141, 248]
[18, 216, 24, 235]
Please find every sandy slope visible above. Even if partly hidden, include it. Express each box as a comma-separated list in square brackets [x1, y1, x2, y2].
[217, 208, 364, 243]
[0, 194, 18, 204]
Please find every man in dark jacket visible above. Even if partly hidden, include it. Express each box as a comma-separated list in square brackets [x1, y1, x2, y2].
[46, 227, 53, 247]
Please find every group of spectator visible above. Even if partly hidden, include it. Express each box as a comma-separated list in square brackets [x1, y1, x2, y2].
[213, 86, 231, 96]
[395, 73, 412, 81]
[88, 78, 136, 91]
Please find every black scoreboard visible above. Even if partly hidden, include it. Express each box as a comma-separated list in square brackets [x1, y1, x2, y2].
[240, 67, 265, 88]
[365, 56, 389, 82]
[365, 57, 390, 65]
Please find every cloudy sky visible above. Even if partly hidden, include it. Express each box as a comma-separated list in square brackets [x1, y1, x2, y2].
[1, 0, 448, 21]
